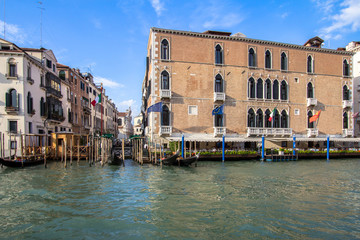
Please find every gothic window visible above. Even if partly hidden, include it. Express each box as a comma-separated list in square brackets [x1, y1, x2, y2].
[274, 109, 280, 128]
[273, 80, 279, 100]
[265, 79, 271, 99]
[161, 71, 170, 90]
[307, 55, 313, 73]
[307, 82, 314, 98]
[308, 111, 314, 128]
[265, 109, 271, 128]
[248, 48, 256, 67]
[248, 77, 255, 98]
[256, 78, 263, 99]
[215, 44, 223, 64]
[248, 109, 255, 127]
[161, 105, 170, 126]
[343, 59, 350, 76]
[215, 114, 223, 127]
[281, 110, 288, 128]
[256, 109, 263, 128]
[215, 74, 223, 92]
[265, 50, 271, 69]
[281, 52, 288, 71]
[343, 85, 350, 100]
[161, 39, 169, 60]
[343, 112, 348, 129]
[280, 80, 288, 100]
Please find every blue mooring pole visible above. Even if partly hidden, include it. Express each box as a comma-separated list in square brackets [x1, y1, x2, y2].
[261, 135, 265, 160]
[181, 135, 184, 158]
[327, 136, 330, 160]
[293, 135, 296, 159]
[222, 135, 225, 162]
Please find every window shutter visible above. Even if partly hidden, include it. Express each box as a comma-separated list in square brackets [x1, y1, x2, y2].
[17, 93, 20, 109]
[30, 98, 33, 112]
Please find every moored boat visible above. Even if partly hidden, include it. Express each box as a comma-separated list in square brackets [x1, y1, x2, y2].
[177, 153, 199, 167]
[0, 157, 44, 168]
[160, 151, 180, 166]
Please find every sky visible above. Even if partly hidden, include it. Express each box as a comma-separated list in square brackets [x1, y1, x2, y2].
[1, 0, 360, 118]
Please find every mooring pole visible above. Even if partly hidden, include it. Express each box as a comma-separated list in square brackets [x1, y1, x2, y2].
[327, 136, 330, 160]
[293, 135, 296, 160]
[261, 135, 265, 161]
[181, 135, 184, 158]
[222, 134, 225, 162]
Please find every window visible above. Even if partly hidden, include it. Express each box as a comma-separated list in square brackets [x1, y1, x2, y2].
[256, 109, 263, 127]
[59, 70, 65, 80]
[265, 50, 271, 69]
[9, 121, 17, 133]
[308, 111, 314, 128]
[161, 71, 170, 90]
[6, 89, 18, 108]
[307, 55, 313, 73]
[248, 48, 256, 67]
[343, 85, 350, 100]
[281, 110, 288, 128]
[248, 77, 255, 98]
[343, 112, 348, 129]
[40, 97, 46, 116]
[256, 78, 263, 99]
[10, 141, 17, 149]
[161, 39, 169, 60]
[280, 80, 288, 100]
[215, 74, 223, 92]
[247, 109, 255, 127]
[188, 105, 198, 115]
[273, 80, 279, 100]
[265, 79, 271, 99]
[46, 59, 52, 68]
[29, 122, 32, 134]
[281, 52, 288, 71]
[273, 109, 280, 128]
[27, 92, 34, 114]
[307, 82, 314, 98]
[214, 114, 223, 127]
[294, 77, 299, 83]
[41, 75, 44, 87]
[265, 109, 271, 128]
[215, 44, 223, 64]
[53, 64, 56, 72]
[161, 105, 170, 126]
[294, 109, 300, 115]
[343, 59, 350, 76]
[8, 58, 17, 77]
[27, 65, 31, 79]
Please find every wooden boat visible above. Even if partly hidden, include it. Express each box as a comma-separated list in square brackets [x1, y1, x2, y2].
[177, 153, 199, 167]
[160, 151, 180, 166]
[0, 157, 44, 168]
[109, 147, 123, 165]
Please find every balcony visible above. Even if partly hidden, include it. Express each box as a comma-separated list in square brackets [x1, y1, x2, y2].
[307, 129, 318, 137]
[247, 127, 292, 137]
[342, 100, 352, 109]
[307, 98, 317, 107]
[82, 105, 91, 114]
[343, 129, 354, 137]
[46, 87, 62, 99]
[27, 77, 34, 85]
[214, 127, 226, 137]
[48, 113, 65, 123]
[214, 92, 225, 102]
[5, 106, 19, 114]
[160, 89, 171, 99]
[84, 125, 91, 130]
[159, 126, 172, 136]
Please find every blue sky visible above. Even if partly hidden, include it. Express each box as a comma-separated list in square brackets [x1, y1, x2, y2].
[1, 0, 360, 117]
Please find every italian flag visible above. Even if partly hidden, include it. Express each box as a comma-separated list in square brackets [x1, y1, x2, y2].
[91, 93, 101, 107]
[268, 107, 276, 122]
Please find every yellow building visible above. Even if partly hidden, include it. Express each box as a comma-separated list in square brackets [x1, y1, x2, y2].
[142, 28, 356, 149]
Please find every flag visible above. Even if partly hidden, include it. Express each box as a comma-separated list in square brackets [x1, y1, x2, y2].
[212, 105, 224, 115]
[309, 110, 321, 123]
[353, 112, 359, 118]
[268, 107, 276, 121]
[91, 93, 101, 107]
[147, 102, 162, 113]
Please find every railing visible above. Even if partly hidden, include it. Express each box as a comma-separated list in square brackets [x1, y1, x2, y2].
[214, 92, 225, 102]
[214, 127, 226, 136]
[48, 113, 65, 122]
[46, 87, 62, 99]
[82, 105, 91, 114]
[160, 89, 171, 99]
[342, 129, 354, 137]
[247, 127, 292, 137]
[307, 98, 317, 107]
[342, 100, 352, 109]
[307, 128, 318, 137]
[159, 126, 172, 136]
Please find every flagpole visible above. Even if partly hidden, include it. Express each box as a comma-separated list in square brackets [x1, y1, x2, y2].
[100, 83, 103, 136]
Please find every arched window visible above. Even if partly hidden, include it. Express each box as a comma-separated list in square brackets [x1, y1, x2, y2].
[281, 110, 288, 128]
[273, 80, 279, 100]
[256, 109, 263, 128]
[307, 82, 314, 98]
[343, 112, 348, 129]
[161, 105, 170, 126]
[343, 85, 350, 100]
[307, 55, 313, 73]
[8, 58, 17, 77]
[59, 70, 66, 80]
[248, 77, 255, 98]
[215, 74, 223, 92]
[161, 39, 169, 60]
[6, 89, 18, 108]
[40, 97, 46, 116]
[308, 111, 314, 128]
[248, 109, 255, 127]
[27, 92, 33, 114]
[281, 52, 288, 71]
[256, 78, 263, 99]
[343, 59, 350, 76]
[161, 71, 169, 90]
[265, 50, 271, 69]
[274, 109, 280, 128]
[265, 79, 271, 99]
[249, 48, 256, 67]
[215, 44, 223, 64]
[280, 80, 288, 100]
[265, 109, 271, 128]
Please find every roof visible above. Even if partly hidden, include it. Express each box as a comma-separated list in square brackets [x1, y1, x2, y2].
[151, 27, 353, 55]
[118, 112, 127, 117]
[57, 63, 70, 68]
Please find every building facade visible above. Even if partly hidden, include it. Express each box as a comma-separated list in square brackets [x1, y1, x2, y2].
[142, 28, 355, 149]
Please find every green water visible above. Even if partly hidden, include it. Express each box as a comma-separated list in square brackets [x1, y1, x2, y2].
[1, 159, 360, 239]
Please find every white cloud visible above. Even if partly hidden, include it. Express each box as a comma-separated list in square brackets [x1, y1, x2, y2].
[150, 0, 164, 16]
[0, 20, 27, 44]
[117, 99, 140, 116]
[281, 12, 289, 19]
[91, 18, 102, 29]
[94, 76, 124, 88]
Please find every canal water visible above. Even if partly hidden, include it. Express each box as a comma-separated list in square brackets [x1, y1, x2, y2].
[1, 159, 360, 239]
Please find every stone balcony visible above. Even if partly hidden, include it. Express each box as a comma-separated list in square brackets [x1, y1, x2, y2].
[214, 92, 225, 102]
[342, 128, 354, 137]
[247, 127, 292, 137]
[342, 100, 352, 109]
[307, 98, 317, 107]
[159, 126, 172, 136]
[214, 127, 226, 137]
[160, 89, 171, 99]
[307, 128, 319, 137]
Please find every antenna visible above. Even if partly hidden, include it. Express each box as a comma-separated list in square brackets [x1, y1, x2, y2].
[3, 0, 5, 39]
[38, 1, 45, 48]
